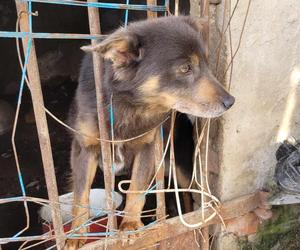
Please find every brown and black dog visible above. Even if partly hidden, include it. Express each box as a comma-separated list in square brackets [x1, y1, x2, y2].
[66, 16, 234, 249]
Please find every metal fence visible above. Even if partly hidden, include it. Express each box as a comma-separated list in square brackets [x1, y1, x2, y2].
[0, 1, 231, 249]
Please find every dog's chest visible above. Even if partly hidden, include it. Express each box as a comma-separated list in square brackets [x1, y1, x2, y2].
[107, 129, 157, 176]
[112, 144, 127, 175]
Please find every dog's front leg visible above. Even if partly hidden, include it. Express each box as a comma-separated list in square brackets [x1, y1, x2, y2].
[64, 139, 99, 250]
[119, 143, 155, 232]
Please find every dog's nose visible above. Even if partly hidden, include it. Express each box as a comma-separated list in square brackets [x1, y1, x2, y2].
[222, 95, 235, 109]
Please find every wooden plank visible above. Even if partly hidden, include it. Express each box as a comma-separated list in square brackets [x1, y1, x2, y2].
[159, 231, 200, 250]
[81, 192, 261, 250]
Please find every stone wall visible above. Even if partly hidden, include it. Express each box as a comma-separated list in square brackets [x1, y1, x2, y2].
[215, 0, 300, 248]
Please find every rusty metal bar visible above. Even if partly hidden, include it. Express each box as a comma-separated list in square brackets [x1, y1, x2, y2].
[199, 1, 210, 249]
[0, 234, 49, 244]
[147, 2, 166, 224]
[0, 31, 105, 39]
[154, 129, 167, 250]
[154, 130, 166, 220]
[87, 0, 116, 230]
[23, 0, 167, 12]
[200, 0, 210, 57]
[14, 1, 64, 249]
[147, 0, 157, 18]
[175, 0, 179, 16]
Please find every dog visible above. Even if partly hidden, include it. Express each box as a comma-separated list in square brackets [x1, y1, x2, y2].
[66, 15, 235, 249]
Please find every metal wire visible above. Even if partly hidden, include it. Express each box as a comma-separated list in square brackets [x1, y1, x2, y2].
[10, 4, 34, 241]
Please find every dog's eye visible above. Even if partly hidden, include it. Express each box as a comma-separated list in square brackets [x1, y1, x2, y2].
[179, 63, 192, 74]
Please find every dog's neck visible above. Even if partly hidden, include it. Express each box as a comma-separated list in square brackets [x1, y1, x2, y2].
[102, 63, 169, 141]
[108, 92, 169, 141]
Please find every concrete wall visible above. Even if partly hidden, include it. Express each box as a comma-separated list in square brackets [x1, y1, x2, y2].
[216, 0, 300, 248]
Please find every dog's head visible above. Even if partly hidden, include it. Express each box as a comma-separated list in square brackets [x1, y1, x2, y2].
[82, 16, 234, 118]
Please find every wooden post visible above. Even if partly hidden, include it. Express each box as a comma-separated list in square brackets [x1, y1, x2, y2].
[15, 2, 64, 249]
[87, 0, 116, 229]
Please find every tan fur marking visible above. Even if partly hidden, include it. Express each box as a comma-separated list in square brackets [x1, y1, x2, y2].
[77, 121, 99, 147]
[159, 92, 177, 107]
[139, 75, 160, 95]
[104, 40, 128, 56]
[128, 129, 157, 149]
[68, 154, 98, 249]
[142, 91, 177, 111]
[196, 78, 218, 102]
[114, 39, 129, 51]
[191, 53, 200, 66]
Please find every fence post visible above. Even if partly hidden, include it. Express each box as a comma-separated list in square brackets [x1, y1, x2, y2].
[14, 1, 64, 249]
[86, 0, 116, 230]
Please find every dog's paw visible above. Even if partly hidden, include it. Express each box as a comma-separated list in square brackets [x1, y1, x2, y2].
[64, 238, 86, 250]
[119, 220, 144, 232]
[119, 219, 144, 244]
[64, 227, 87, 250]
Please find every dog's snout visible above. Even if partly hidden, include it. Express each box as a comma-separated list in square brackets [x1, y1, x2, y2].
[222, 95, 235, 109]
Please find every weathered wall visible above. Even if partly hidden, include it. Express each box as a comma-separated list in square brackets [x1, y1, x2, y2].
[216, 0, 300, 249]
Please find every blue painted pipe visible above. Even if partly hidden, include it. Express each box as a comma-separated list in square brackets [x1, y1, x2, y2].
[0, 31, 105, 39]
[21, 0, 167, 12]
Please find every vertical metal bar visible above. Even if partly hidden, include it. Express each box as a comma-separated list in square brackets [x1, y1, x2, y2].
[200, 0, 210, 57]
[147, 0, 157, 18]
[14, 2, 64, 249]
[175, 0, 179, 16]
[154, 128, 166, 219]
[87, 0, 116, 230]
[148, 2, 166, 222]
[200, 1, 210, 249]
[124, 0, 130, 26]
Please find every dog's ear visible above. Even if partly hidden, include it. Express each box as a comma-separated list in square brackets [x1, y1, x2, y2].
[181, 16, 208, 33]
[81, 29, 142, 67]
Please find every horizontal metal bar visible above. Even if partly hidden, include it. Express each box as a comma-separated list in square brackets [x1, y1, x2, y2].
[21, 0, 167, 11]
[0, 234, 49, 244]
[0, 31, 106, 39]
